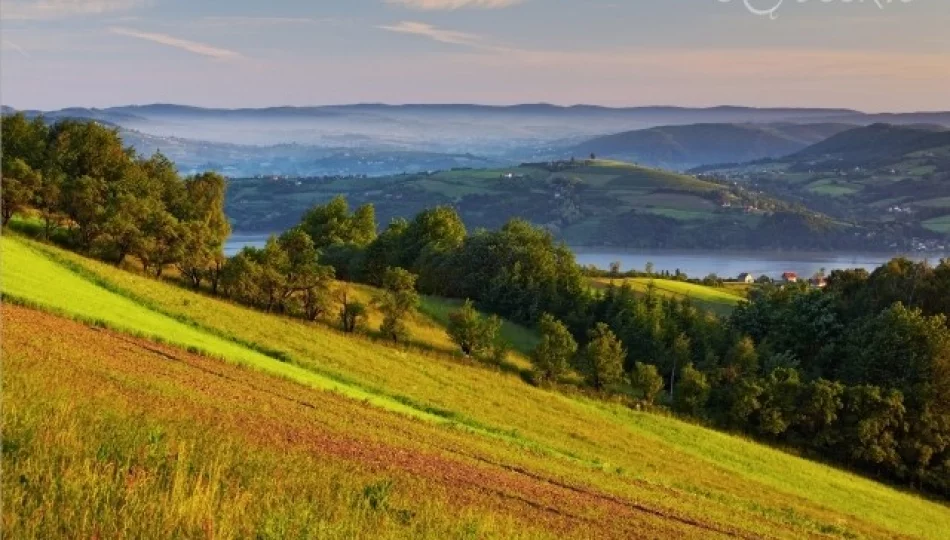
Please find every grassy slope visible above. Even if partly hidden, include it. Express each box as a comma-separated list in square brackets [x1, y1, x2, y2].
[3, 235, 949, 538]
[590, 277, 745, 316]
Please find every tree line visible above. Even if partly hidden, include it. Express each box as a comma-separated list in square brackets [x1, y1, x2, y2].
[2, 113, 230, 280]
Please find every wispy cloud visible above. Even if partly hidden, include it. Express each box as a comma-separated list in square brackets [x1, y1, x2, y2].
[378, 21, 492, 49]
[384, 0, 524, 9]
[1, 39, 31, 57]
[3, 0, 146, 20]
[109, 27, 241, 60]
[195, 16, 338, 28]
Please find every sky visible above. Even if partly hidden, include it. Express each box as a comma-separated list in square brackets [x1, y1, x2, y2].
[1, 0, 948, 111]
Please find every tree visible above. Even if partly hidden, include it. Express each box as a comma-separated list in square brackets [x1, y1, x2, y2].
[337, 286, 368, 333]
[674, 363, 710, 415]
[96, 193, 149, 265]
[532, 313, 577, 382]
[630, 362, 664, 404]
[840, 385, 905, 470]
[363, 218, 409, 286]
[301, 264, 335, 321]
[724, 336, 759, 381]
[666, 332, 692, 398]
[724, 376, 764, 428]
[62, 175, 107, 247]
[376, 267, 420, 343]
[842, 303, 950, 414]
[34, 169, 63, 240]
[797, 378, 844, 449]
[447, 299, 501, 359]
[1, 113, 49, 171]
[579, 323, 625, 391]
[1, 158, 40, 225]
[300, 195, 376, 249]
[135, 208, 183, 277]
[399, 206, 467, 275]
[220, 250, 263, 304]
[278, 229, 335, 321]
[177, 221, 216, 288]
[350, 203, 378, 247]
[758, 367, 802, 436]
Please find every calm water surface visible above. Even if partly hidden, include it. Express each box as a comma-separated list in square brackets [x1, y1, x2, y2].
[226, 234, 945, 280]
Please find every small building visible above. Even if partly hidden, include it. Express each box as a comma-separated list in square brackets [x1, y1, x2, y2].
[782, 272, 799, 283]
[809, 276, 828, 289]
[737, 273, 755, 284]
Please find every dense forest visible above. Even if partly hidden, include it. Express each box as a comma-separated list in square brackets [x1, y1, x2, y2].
[3, 114, 948, 496]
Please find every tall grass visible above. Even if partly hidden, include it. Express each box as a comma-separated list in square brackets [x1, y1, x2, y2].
[4, 234, 949, 538]
[0, 236, 427, 418]
[1, 351, 540, 539]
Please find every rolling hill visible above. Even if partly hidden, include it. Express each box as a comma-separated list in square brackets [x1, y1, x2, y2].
[227, 159, 868, 250]
[571, 123, 853, 170]
[789, 123, 950, 166]
[696, 124, 950, 244]
[3, 234, 949, 538]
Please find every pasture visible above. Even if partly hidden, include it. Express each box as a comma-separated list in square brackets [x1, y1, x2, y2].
[3, 235, 948, 539]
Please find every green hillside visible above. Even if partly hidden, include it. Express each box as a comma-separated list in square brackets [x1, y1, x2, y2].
[572, 122, 852, 170]
[228, 159, 854, 250]
[3, 234, 948, 538]
[698, 124, 950, 248]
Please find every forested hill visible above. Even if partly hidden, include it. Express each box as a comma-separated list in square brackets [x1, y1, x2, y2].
[227, 159, 917, 251]
[790, 123, 950, 166]
[571, 123, 853, 170]
[693, 124, 950, 244]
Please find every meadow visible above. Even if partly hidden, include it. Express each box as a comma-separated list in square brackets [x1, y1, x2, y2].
[590, 277, 746, 316]
[3, 234, 949, 538]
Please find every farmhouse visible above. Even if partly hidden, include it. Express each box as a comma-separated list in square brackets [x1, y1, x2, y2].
[782, 272, 799, 283]
[737, 273, 755, 284]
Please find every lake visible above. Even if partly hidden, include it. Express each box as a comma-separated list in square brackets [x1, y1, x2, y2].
[225, 234, 945, 280]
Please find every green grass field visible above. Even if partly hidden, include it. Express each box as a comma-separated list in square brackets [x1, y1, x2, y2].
[923, 215, 950, 233]
[916, 197, 950, 209]
[806, 179, 861, 197]
[3, 235, 949, 538]
[590, 277, 745, 316]
[0, 237, 431, 418]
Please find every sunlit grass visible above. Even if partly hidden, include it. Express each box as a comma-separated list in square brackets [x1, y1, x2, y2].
[4, 234, 948, 538]
[1, 339, 543, 540]
[0, 236, 426, 418]
[590, 277, 744, 315]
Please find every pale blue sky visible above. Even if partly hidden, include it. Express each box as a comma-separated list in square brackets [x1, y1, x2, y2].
[1, 0, 948, 111]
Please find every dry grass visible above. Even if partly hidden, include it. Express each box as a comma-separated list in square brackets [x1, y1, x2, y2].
[3, 234, 949, 539]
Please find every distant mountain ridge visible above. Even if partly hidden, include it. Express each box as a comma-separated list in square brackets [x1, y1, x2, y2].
[789, 123, 950, 165]
[571, 123, 855, 170]
[6, 104, 950, 172]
